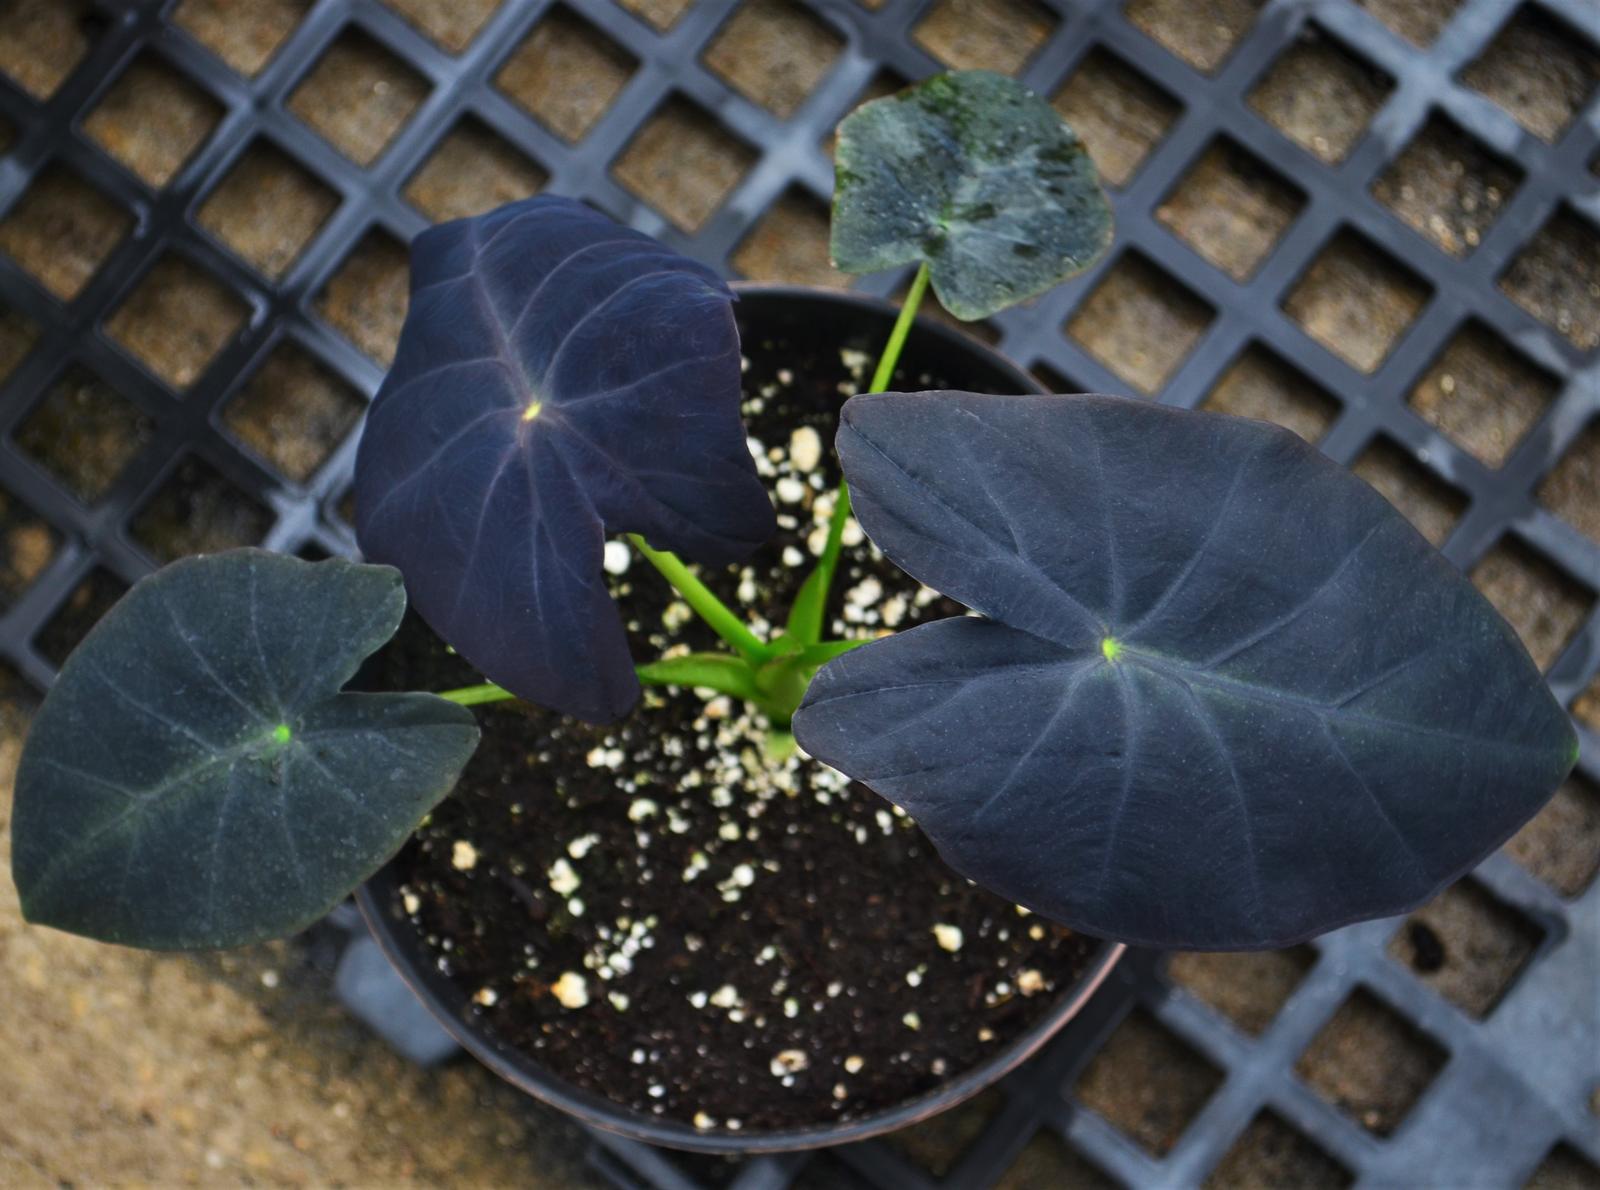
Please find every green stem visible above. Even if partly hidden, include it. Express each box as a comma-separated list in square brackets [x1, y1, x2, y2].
[809, 261, 932, 632]
[626, 534, 774, 663]
[437, 683, 515, 706]
[438, 659, 767, 710]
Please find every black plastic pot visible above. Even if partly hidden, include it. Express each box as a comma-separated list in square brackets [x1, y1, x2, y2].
[356, 285, 1125, 1154]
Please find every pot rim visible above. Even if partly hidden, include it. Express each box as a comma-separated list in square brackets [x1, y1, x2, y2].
[356, 282, 1121, 1154]
[726, 281, 1040, 394]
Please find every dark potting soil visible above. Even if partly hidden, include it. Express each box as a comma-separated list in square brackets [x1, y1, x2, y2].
[369, 318, 1100, 1133]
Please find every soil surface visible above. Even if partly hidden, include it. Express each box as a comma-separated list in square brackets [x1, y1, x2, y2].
[369, 318, 1100, 1135]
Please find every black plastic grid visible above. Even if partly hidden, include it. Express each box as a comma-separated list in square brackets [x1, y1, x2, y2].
[0, 1, 1596, 1187]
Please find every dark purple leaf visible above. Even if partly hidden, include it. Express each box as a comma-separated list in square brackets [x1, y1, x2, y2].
[793, 392, 1577, 950]
[354, 197, 773, 723]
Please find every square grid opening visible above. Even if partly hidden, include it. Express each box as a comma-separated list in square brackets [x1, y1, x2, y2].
[1407, 321, 1558, 469]
[104, 254, 249, 392]
[1052, 48, 1180, 189]
[1066, 251, 1215, 394]
[612, 97, 756, 233]
[1373, 112, 1524, 258]
[403, 118, 548, 223]
[287, 28, 431, 166]
[1295, 987, 1448, 1137]
[198, 141, 341, 280]
[13, 364, 154, 506]
[172, 0, 309, 77]
[130, 454, 273, 564]
[1249, 25, 1394, 164]
[1075, 1007, 1225, 1156]
[1205, 1111, 1352, 1189]
[1471, 537, 1594, 671]
[496, 6, 638, 144]
[0, 0, 103, 100]
[1459, 3, 1600, 143]
[1386, 878, 1544, 1018]
[314, 229, 411, 366]
[82, 53, 223, 189]
[0, 165, 132, 303]
[1201, 345, 1340, 443]
[912, 0, 1058, 76]
[1283, 228, 1432, 374]
[0, 484, 59, 610]
[703, 0, 843, 119]
[1351, 437, 1466, 547]
[1126, 0, 1262, 75]
[221, 341, 365, 486]
[1157, 137, 1306, 281]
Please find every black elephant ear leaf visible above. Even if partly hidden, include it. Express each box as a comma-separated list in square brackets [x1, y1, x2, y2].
[831, 70, 1113, 320]
[793, 392, 1577, 950]
[11, 550, 479, 951]
[354, 195, 775, 724]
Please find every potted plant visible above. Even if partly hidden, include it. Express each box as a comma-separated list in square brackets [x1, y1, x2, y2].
[8, 71, 1576, 1153]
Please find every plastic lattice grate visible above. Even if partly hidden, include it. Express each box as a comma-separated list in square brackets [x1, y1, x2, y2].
[0, 1, 1595, 1187]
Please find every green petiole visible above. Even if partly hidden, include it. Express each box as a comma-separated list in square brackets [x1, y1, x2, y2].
[436, 637, 871, 721]
[795, 260, 932, 645]
[625, 533, 775, 663]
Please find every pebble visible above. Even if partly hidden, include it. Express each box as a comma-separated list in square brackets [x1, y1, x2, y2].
[547, 858, 580, 895]
[775, 476, 807, 504]
[602, 540, 631, 575]
[693, 1111, 716, 1130]
[1017, 969, 1046, 996]
[902, 1012, 922, 1030]
[843, 1055, 865, 1074]
[770, 1049, 810, 1077]
[473, 987, 498, 1007]
[789, 426, 822, 472]
[451, 840, 479, 871]
[710, 984, 740, 1009]
[933, 923, 964, 952]
[628, 798, 659, 822]
[551, 972, 589, 1009]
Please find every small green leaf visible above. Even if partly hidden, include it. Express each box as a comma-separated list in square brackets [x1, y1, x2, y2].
[635, 652, 763, 704]
[831, 70, 1113, 320]
[11, 549, 479, 950]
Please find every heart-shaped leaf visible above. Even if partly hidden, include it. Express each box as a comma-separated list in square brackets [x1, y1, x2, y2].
[354, 196, 775, 723]
[831, 70, 1112, 320]
[793, 393, 1577, 950]
[11, 550, 479, 950]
